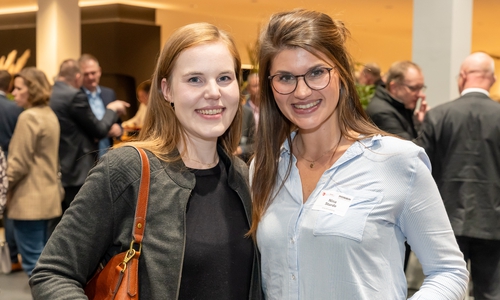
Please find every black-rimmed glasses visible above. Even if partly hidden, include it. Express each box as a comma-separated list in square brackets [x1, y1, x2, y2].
[268, 67, 334, 95]
[403, 83, 426, 93]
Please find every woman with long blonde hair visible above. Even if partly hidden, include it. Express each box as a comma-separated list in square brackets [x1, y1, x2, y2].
[30, 23, 261, 299]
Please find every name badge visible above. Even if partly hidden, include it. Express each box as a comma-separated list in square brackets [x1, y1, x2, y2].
[312, 191, 353, 216]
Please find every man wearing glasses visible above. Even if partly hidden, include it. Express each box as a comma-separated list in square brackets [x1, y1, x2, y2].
[365, 61, 427, 278]
[366, 60, 428, 141]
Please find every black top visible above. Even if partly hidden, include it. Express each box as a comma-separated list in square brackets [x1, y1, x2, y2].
[0, 95, 23, 158]
[179, 159, 254, 299]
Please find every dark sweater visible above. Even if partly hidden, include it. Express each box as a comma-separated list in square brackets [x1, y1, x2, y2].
[179, 160, 253, 299]
[366, 85, 417, 140]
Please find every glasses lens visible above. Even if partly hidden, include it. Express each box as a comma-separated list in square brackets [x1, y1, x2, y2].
[305, 68, 331, 90]
[271, 74, 296, 94]
[405, 84, 426, 93]
[270, 67, 332, 95]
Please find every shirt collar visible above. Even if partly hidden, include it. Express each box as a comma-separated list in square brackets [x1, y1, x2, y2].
[82, 85, 101, 97]
[0, 90, 6, 96]
[461, 88, 489, 97]
[280, 132, 383, 158]
[248, 100, 259, 111]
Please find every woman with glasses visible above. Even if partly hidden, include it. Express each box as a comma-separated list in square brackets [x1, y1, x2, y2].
[249, 9, 468, 299]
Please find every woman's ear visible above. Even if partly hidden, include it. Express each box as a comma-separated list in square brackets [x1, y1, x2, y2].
[161, 78, 172, 104]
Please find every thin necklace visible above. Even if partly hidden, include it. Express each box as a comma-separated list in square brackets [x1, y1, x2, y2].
[296, 135, 342, 168]
[182, 155, 219, 168]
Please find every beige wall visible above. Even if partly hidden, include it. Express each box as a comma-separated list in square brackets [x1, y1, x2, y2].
[156, 4, 500, 101]
[156, 7, 413, 73]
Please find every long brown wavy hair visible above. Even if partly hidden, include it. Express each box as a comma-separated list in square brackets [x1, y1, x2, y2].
[249, 9, 384, 238]
[118, 22, 242, 162]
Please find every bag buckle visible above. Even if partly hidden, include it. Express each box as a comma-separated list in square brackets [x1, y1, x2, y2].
[119, 240, 142, 272]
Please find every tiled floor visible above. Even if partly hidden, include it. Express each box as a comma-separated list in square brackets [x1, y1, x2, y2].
[0, 271, 32, 300]
[0, 227, 32, 300]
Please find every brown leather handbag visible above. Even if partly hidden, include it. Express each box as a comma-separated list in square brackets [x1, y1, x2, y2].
[84, 147, 150, 300]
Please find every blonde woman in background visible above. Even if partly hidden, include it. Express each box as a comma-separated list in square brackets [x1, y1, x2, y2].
[7, 67, 62, 276]
[122, 79, 152, 131]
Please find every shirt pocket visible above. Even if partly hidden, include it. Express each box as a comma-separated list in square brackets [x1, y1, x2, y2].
[313, 189, 383, 242]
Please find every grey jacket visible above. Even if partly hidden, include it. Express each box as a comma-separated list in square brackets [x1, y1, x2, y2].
[30, 146, 262, 299]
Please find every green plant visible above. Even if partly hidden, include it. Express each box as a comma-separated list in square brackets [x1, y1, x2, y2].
[355, 83, 376, 110]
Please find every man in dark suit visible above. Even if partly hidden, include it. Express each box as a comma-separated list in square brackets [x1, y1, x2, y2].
[244, 73, 260, 132]
[78, 54, 122, 157]
[49, 59, 128, 214]
[235, 105, 255, 163]
[0, 70, 22, 158]
[366, 61, 428, 141]
[417, 52, 500, 300]
[0, 70, 23, 272]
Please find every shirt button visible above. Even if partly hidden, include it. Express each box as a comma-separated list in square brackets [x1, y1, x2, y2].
[290, 238, 295, 244]
[291, 274, 296, 280]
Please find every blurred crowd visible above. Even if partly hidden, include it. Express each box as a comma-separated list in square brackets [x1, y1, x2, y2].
[0, 13, 499, 299]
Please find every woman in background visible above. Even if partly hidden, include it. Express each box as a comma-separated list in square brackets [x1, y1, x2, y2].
[7, 67, 61, 276]
[250, 9, 468, 299]
[122, 79, 151, 131]
[30, 23, 261, 299]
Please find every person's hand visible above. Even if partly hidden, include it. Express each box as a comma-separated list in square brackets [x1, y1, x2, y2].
[108, 123, 123, 138]
[106, 100, 130, 116]
[122, 122, 137, 130]
[234, 146, 243, 156]
[415, 97, 429, 123]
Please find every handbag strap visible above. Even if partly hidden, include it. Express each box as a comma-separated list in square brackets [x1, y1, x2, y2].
[131, 146, 150, 244]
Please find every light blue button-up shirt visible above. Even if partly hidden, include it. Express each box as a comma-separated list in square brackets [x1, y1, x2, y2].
[253, 134, 468, 300]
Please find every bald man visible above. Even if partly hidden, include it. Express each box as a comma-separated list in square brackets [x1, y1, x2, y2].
[417, 52, 500, 300]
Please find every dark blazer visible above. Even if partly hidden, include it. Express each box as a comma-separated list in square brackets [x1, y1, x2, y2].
[99, 86, 119, 146]
[0, 94, 23, 158]
[366, 85, 417, 140]
[81, 85, 120, 148]
[99, 85, 116, 106]
[239, 105, 256, 162]
[50, 81, 119, 187]
[30, 146, 262, 299]
[417, 92, 500, 240]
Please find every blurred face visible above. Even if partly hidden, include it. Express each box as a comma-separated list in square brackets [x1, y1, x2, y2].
[137, 90, 149, 105]
[390, 67, 425, 110]
[75, 73, 84, 88]
[248, 75, 260, 104]
[269, 47, 340, 133]
[161, 41, 240, 143]
[358, 70, 373, 85]
[12, 77, 30, 108]
[80, 59, 102, 92]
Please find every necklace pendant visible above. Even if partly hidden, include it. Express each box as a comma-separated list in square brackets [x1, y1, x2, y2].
[310, 163, 314, 168]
